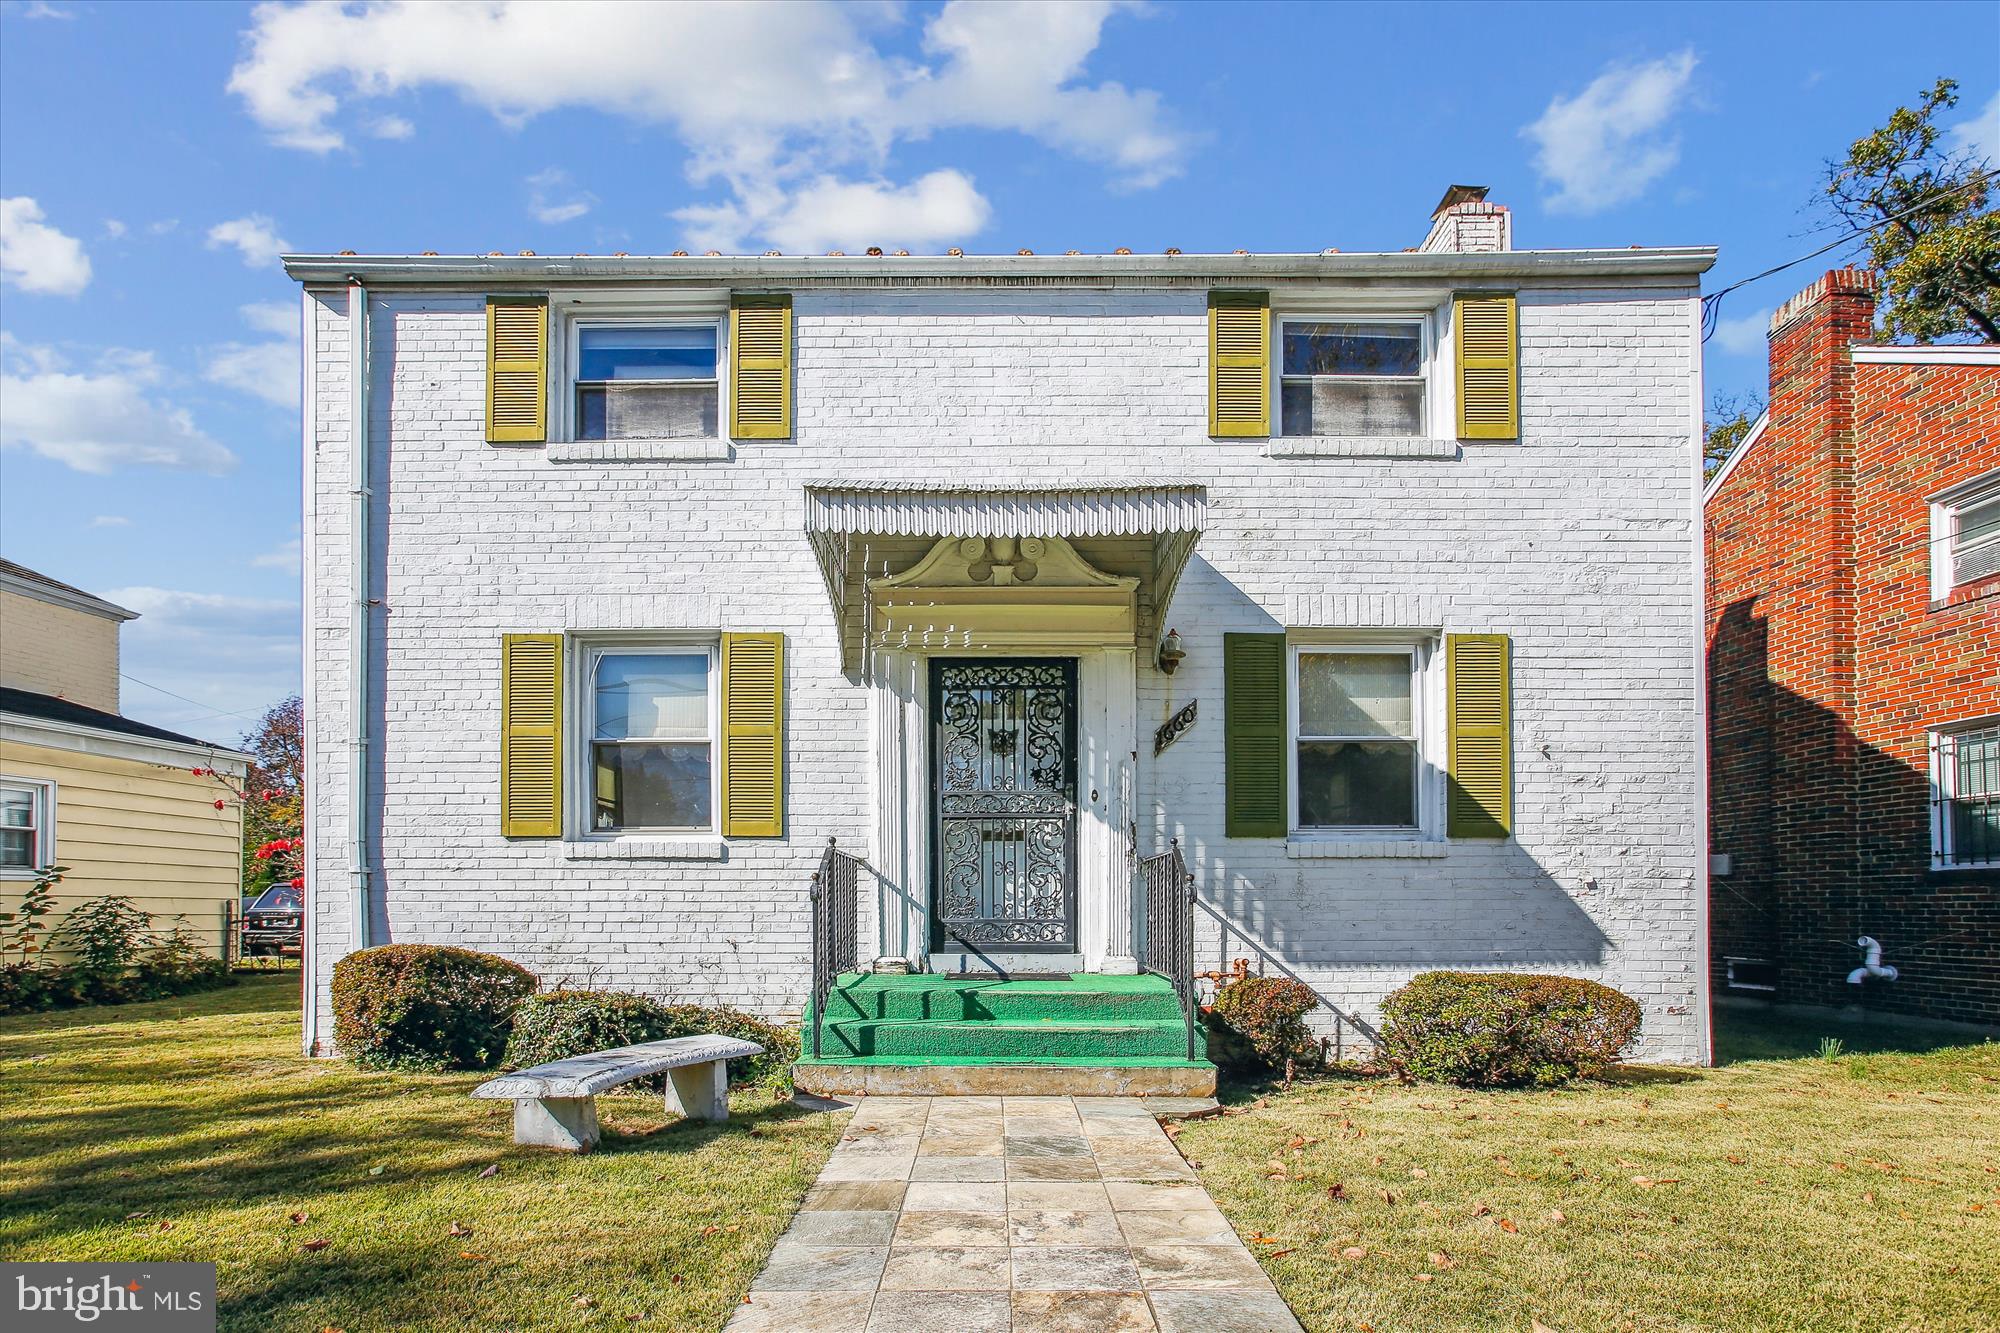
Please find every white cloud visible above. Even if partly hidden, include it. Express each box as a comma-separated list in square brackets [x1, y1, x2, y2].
[19, 2, 75, 18]
[227, 0, 1189, 251]
[1710, 307, 1771, 357]
[105, 586, 301, 738]
[368, 114, 414, 140]
[682, 169, 991, 255]
[1522, 50, 1698, 215]
[1, 197, 92, 295]
[103, 218, 128, 239]
[527, 167, 594, 225]
[0, 340, 237, 475]
[1948, 90, 1999, 164]
[251, 537, 302, 574]
[207, 213, 292, 267]
[89, 514, 131, 528]
[205, 302, 300, 409]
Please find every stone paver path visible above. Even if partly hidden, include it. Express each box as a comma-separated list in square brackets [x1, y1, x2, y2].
[726, 1095, 1301, 1333]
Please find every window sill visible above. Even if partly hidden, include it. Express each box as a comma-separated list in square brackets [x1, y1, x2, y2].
[1264, 436, 1460, 460]
[1286, 838, 1447, 859]
[1930, 575, 2000, 609]
[563, 836, 726, 861]
[547, 437, 734, 464]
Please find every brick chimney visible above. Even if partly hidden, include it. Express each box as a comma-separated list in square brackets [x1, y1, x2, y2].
[1418, 184, 1511, 253]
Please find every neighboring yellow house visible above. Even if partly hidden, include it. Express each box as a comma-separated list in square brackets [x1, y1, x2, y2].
[0, 559, 248, 959]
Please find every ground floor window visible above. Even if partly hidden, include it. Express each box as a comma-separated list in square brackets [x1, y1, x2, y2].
[1932, 720, 1999, 869]
[584, 645, 716, 833]
[1291, 645, 1424, 832]
[0, 777, 53, 873]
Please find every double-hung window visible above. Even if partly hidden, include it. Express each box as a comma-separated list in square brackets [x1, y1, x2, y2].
[586, 648, 716, 833]
[0, 778, 53, 875]
[1930, 472, 2000, 598]
[573, 323, 720, 441]
[1292, 648, 1422, 831]
[1280, 319, 1428, 437]
[1932, 720, 1999, 869]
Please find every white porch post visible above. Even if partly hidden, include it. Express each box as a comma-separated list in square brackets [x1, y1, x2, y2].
[1099, 646, 1140, 973]
[869, 649, 929, 968]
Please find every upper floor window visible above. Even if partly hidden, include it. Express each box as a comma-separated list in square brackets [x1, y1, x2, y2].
[586, 647, 716, 833]
[1929, 471, 2000, 599]
[1291, 646, 1425, 831]
[1279, 319, 1428, 437]
[1931, 719, 1999, 870]
[0, 778, 53, 876]
[572, 323, 720, 442]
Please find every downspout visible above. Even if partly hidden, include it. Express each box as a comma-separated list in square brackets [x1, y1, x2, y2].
[347, 280, 373, 952]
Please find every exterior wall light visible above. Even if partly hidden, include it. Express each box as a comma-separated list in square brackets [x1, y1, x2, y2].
[1157, 627, 1187, 675]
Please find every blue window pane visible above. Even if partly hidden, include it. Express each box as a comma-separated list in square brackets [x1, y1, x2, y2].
[1283, 322, 1422, 377]
[595, 653, 708, 740]
[578, 326, 717, 381]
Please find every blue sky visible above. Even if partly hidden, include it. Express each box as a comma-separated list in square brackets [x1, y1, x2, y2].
[1, 0, 1995, 740]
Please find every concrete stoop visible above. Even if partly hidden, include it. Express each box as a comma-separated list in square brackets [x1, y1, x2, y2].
[794, 972, 1217, 1097]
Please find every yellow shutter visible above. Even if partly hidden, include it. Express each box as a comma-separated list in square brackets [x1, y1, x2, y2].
[1455, 293, 1518, 440]
[731, 295, 792, 439]
[1446, 633, 1512, 838]
[486, 297, 547, 444]
[1209, 290, 1270, 437]
[720, 632, 784, 837]
[501, 634, 562, 837]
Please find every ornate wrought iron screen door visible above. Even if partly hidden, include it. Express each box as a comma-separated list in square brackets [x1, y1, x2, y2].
[930, 658, 1078, 953]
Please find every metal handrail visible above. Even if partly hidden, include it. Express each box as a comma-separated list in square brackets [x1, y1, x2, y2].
[1139, 839, 1199, 1062]
[808, 838, 864, 1060]
[1190, 891, 1382, 1060]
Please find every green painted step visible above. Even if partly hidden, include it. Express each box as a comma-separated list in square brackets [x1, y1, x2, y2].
[814, 1017, 1192, 1061]
[793, 1054, 1211, 1069]
[821, 974, 1185, 1023]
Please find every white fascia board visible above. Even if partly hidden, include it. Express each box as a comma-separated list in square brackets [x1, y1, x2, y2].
[0, 714, 253, 773]
[1702, 410, 1768, 505]
[1852, 344, 2000, 365]
[0, 570, 138, 622]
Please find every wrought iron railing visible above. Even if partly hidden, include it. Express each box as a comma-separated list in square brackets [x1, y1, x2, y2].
[808, 838, 864, 1059]
[1139, 839, 1199, 1061]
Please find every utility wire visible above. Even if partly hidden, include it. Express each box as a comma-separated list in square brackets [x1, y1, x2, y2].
[119, 673, 266, 728]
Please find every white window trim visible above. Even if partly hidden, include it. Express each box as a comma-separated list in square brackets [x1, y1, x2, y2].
[1284, 636, 1443, 842]
[0, 775, 56, 879]
[566, 634, 722, 844]
[551, 307, 729, 448]
[1928, 469, 2000, 601]
[1929, 715, 2000, 871]
[1272, 309, 1447, 442]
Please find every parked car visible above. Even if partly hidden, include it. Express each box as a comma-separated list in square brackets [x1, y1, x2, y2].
[241, 885, 303, 958]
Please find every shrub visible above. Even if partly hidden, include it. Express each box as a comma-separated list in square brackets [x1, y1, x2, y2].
[503, 989, 798, 1089]
[1380, 971, 1642, 1088]
[331, 945, 537, 1071]
[50, 895, 153, 978]
[1203, 974, 1321, 1075]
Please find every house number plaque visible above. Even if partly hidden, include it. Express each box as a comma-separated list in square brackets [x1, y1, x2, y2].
[1153, 700, 1197, 756]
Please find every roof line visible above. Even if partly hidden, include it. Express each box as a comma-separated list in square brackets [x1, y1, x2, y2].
[1703, 410, 1768, 504]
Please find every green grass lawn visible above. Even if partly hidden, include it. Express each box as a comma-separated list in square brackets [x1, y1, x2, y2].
[1182, 1006, 2000, 1333]
[0, 974, 842, 1332]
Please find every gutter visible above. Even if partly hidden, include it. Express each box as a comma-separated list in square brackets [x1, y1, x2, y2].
[347, 280, 373, 954]
[284, 247, 1718, 287]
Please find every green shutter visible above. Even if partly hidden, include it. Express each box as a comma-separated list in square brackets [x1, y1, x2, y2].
[1455, 293, 1518, 440]
[721, 632, 784, 837]
[501, 634, 562, 837]
[486, 297, 547, 443]
[1209, 290, 1270, 437]
[1447, 633, 1512, 838]
[731, 295, 792, 439]
[1224, 632, 1287, 837]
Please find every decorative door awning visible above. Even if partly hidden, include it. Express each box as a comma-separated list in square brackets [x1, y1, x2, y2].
[802, 483, 1206, 670]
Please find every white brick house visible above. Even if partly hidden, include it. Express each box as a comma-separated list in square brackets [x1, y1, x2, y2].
[289, 190, 1715, 1069]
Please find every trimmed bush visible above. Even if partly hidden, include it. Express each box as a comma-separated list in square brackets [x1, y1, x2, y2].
[503, 990, 799, 1089]
[1380, 971, 1642, 1088]
[1203, 974, 1321, 1075]
[330, 944, 536, 1071]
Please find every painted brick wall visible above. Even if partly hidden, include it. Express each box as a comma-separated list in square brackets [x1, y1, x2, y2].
[1705, 269, 1999, 1024]
[0, 589, 121, 712]
[303, 280, 1707, 1061]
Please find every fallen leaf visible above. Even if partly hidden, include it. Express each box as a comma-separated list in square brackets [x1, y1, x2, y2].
[1340, 1246, 1367, 1259]
[1412, 1272, 1433, 1283]
[1379, 1189, 1396, 1205]
[572, 1296, 597, 1310]
[1498, 1217, 1519, 1234]
[701, 1225, 721, 1237]
[1863, 1192, 1876, 1205]
[1630, 1177, 1681, 1189]
[1428, 1250, 1456, 1269]
[1411, 1167, 1428, 1179]
[1327, 1183, 1348, 1202]
[125, 1211, 149, 1221]
[1288, 1135, 1308, 1150]
[288, 1212, 308, 1225]
[1533, 1320, 1558, 1333]
[448, 1221, 473, 1237]
[724, 1225, 739, 1233]
[301, 1239, 330, 1252]
[156, 1221, 173, 1232]
[1547, 1209, 1567, 1225]
[1470, 1202, 1491, 1217]
[1726, 1155, 1746, 1165]
[477, 1165, 499, 1179]
[1269, 1248, 1295, 1258]
[459, 1252, 487, 1261]
[367, 1166, 385, 1177]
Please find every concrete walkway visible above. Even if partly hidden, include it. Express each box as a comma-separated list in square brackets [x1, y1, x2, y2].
[726, 1095, 1302, 1333]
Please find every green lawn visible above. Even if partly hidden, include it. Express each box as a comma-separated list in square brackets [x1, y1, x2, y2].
[1182, 1006, 2000, 1333]
[0, 974, 843, 1331]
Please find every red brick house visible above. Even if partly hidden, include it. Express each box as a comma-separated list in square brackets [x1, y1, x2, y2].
[1705, 268, 1998, 1027]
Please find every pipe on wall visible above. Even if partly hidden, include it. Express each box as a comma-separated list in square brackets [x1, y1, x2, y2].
[1847, 936, 1897, 985]
[346, 280, 372, 953]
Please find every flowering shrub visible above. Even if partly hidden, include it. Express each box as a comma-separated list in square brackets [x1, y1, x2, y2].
[1380, 971, 1642, 1088]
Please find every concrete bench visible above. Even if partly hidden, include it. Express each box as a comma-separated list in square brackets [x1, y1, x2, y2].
[472, 1035, 763, 1152]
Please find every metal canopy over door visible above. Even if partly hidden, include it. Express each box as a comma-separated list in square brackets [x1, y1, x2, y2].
[930, 658, 1079, 963]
